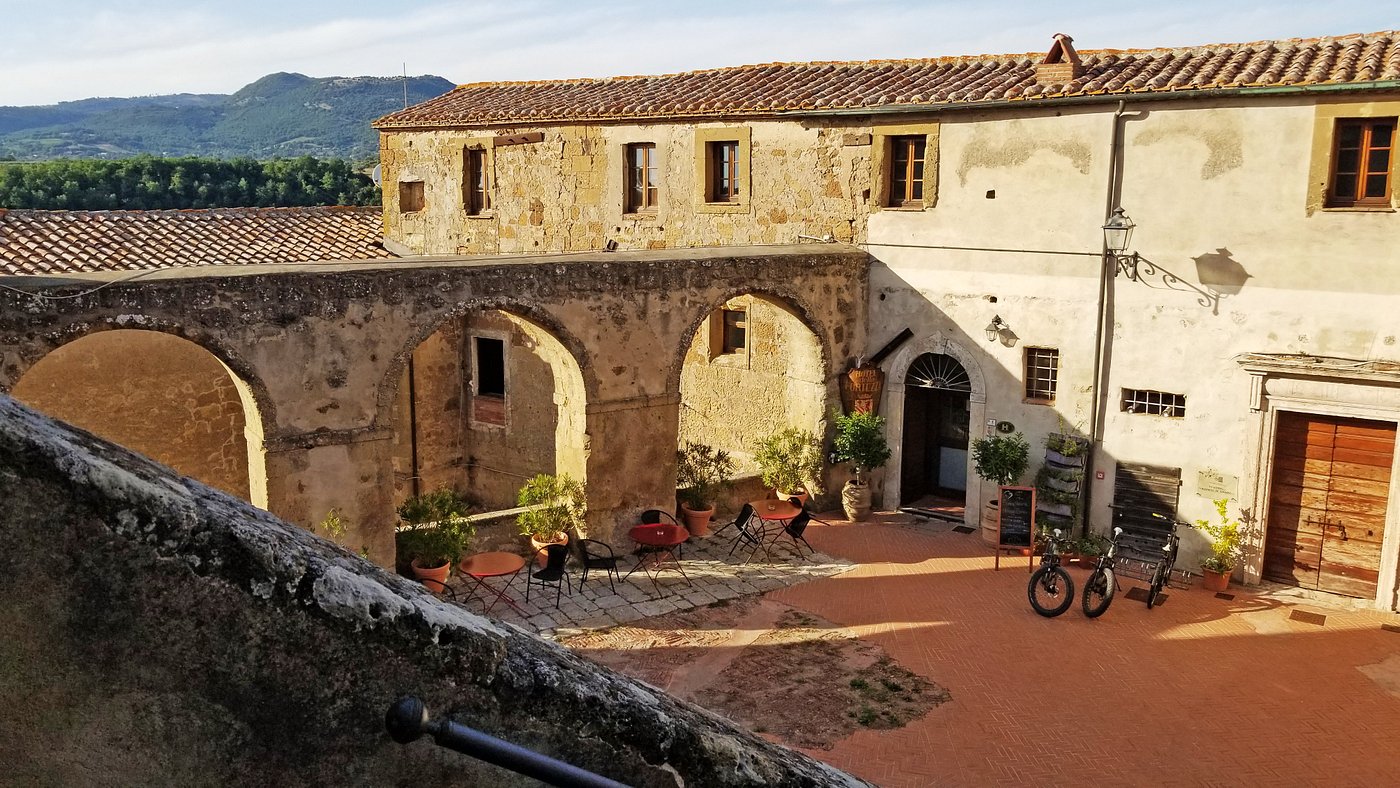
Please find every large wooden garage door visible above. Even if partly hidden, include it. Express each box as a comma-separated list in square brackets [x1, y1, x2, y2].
[1265, 412, 1396, 598]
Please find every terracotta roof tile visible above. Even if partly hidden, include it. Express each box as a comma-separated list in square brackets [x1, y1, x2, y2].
[0, 206, 393, 277]
[376, 30, 1400, 129]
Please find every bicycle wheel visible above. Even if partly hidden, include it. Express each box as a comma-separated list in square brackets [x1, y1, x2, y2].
[1028, 565, 1075, 618]
[1146, 565, 1166, 609]
[1081, 566, 1116, 618]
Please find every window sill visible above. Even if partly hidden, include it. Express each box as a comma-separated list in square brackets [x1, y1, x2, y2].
[1023, 397, 1056, 406]
[465, 211, 496, 220]
[879, 205, 927, 212]
[1320, 205, 1395, 213]
[696, 200, 748, 215]
[622, 212, 659, 221]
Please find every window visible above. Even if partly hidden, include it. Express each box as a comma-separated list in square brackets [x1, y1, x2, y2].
[1121, 388, 1185, 418]
[399, 180, 424, 213]
[888, 135, 926, 207]
[464, 148, 490, 215]
[1328, 118, 1394, 207]
[472, 335, 506, 427]
[626, 143, 658, 213]
[1024, 347, 1059, 402]
[721, 308, 746, 353]
[708, 140, 739, 203]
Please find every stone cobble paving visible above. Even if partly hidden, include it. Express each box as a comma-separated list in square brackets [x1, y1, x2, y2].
[436, 524, 854, 640]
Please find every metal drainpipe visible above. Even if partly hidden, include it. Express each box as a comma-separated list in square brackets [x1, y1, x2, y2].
[1083, 100, 1130, 535]
[407, 354, 420, 498]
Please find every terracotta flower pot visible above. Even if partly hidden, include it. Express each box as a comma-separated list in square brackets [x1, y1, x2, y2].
[529, 532, 568, 567]
[777, 489, 809, 508]
[1201, 567, 1232, 592]
[680, 504, 713, 537]
[411, 558, 451, 592]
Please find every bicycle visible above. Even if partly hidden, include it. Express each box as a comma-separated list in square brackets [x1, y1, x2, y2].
[1027, 528, 1074, 617]
[1080, 526, 1124, 618]
[1145, 515, 1181, 609]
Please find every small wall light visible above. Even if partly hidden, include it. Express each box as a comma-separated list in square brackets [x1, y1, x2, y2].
[984, 315, 1008, 343]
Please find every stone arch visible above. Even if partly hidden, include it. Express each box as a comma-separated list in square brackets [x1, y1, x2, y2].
[881, 334, 988, 517]
[672, 288, 834, 480]
[9, 326, 270, 507]
[377, 299, 590, 511]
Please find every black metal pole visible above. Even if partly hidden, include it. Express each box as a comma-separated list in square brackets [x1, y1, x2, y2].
[385, 696, 630, 788]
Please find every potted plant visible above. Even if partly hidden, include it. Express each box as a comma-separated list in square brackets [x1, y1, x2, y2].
[754, 427, 825, 505]
[1196, 498, 1244, 592]
[395, 487, 476, 586]
[516, 473, 586, 566]
[831, 410, 892, 522]
[675, 441, 736, 537]
[970, 432, 1030, 545]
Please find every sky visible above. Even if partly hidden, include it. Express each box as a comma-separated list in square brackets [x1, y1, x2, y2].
[2, 0, 1397, 106]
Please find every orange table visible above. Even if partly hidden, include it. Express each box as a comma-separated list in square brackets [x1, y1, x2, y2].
[624, 523, 690, 590]
[743, 499, 802, 562]
[460, 551, 526, 615]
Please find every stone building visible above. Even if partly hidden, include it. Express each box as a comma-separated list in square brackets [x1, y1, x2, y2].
[371, 30, 1400, 609]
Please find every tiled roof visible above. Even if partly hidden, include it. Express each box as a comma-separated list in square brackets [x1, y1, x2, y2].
[0, 206, 394, 276]
[376, 30, 1400, 128]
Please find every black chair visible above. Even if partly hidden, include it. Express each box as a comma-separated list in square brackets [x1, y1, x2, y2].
[725, 504, 766, 562]
[777, 510, 815, 558]
[577, 538, 620, 592]
[712, 503, 755, 540]
[525, 544, 571, 608]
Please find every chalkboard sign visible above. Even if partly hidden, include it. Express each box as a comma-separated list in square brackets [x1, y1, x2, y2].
[997, 486, 1036, 549]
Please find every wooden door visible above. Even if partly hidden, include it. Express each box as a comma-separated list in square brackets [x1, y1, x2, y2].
[1265, 412, 1395, 598]
[900, 388, 931, 504]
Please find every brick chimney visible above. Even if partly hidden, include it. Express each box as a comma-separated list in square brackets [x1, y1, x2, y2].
[1034, 33, 1084, 86]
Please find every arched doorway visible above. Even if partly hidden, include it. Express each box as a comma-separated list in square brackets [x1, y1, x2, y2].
[900, 353, 971, 506]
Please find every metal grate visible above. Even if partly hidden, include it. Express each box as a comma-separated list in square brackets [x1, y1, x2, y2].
[1121, 388, 1186, 417]
[1024, 347, 1058, 402]
[905, 353, 971, 391]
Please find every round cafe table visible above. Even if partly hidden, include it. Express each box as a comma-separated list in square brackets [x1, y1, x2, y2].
[750, 498, 800, 522]
[624, 523, 690, 590]
[460, 551, 527, 615]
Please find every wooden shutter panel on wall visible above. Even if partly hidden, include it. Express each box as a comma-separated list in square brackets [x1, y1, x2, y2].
[1112, 462, 1182, 558]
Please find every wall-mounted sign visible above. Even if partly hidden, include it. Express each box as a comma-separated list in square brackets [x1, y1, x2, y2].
[996, 420, 1016, 433]
[1197, 469, 1238, 499]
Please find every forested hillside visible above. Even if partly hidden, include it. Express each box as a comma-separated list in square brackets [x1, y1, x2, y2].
[0, 73, 454, 160]
[0, 156, 379, 209]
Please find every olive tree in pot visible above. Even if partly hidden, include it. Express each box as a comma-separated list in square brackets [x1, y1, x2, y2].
[676, 441, 736, 537]
[832, 410, 892, 521]
[1196, 498, 1245, 592]
[516, 473, 586, 567]
[969, 432, 1030, 545]
[754, 427, 825, 506]
[395, 487, 476, 589]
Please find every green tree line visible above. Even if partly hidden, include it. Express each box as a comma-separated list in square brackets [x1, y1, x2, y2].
[0, 155, 380, 210]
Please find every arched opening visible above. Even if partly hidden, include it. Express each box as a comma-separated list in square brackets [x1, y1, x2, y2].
[10, 329, 267, 505]
[900, 353, 971, 508]
[391, 309, 587, 517]
[678, 293, 826, 494]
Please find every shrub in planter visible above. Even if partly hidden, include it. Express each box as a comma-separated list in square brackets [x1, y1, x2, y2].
[517, 473, 586, 561]
[676, 442, 736, 535]
[832, 410, 892, 521]
[971, 432, 1030, 487]
[1196, 498, 1244, 590]
[754, 427, 824, 501]
[395, 487, 476, 583]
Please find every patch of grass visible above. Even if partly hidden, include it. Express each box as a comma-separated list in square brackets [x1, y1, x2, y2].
[856, 707, 877, 726]
[849, 677, 869, 690]
[881, 678, 904, 692]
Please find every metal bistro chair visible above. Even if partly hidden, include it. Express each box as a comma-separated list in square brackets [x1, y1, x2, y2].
[724, 504, 767, 562]
[525, 543, 572, 608]
[712, 502, 755, 540]
[577, 538, 620, 593]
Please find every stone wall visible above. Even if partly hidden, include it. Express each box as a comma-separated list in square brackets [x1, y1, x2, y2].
[381, 120, 873, 256]
[0, 394, 867, 787]
[9, 328, 254, 501]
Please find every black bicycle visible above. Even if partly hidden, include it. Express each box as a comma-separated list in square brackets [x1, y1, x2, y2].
[1081, 527, 1124, 618]
[1146, 516, 1181, 609]
[1028, 528, 1074, 617]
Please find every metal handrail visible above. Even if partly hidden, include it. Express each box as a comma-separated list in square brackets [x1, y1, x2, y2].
[385, 696, 629, 788]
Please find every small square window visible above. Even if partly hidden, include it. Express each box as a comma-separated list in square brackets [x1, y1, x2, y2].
[626, 143, 658, 213]
[1121, 388, 1185, 418]
[399, 181, 424, 213]
[1024, 347, 1058, 402]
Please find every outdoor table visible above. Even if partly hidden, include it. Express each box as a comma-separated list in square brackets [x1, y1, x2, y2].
[624, 523, 691, 590]
[746, 499, 802, 561]
[460, 551, 527, 615]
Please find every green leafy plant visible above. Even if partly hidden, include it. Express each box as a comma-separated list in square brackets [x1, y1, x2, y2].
[315, 508, 347, 539]
[394, 487, 476, 568]
[1196, 498, 1244, 573]
[1075, 533, 1108, 558]
[1045, 432, 1087, 457]
[516, 473, 586, 541]
[832, 410, 892, 485]
[754, 427, 825, 495]
[970, 432, 1030, 486]
[675, 441, 737, 511]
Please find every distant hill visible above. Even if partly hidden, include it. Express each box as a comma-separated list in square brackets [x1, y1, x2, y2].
[0, 73, 455, 161]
